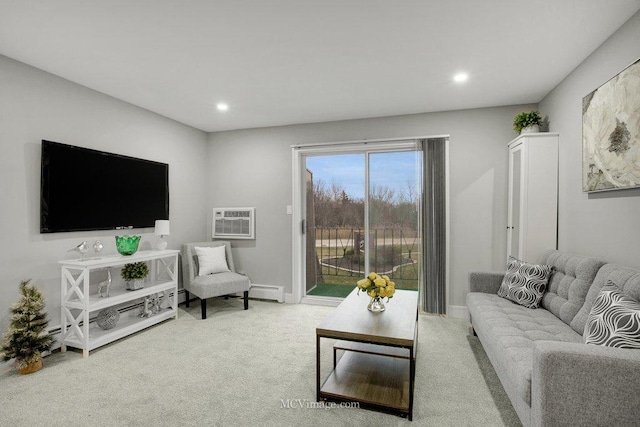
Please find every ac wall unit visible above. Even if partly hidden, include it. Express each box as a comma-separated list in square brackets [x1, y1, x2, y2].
[212, 207, 255, 240]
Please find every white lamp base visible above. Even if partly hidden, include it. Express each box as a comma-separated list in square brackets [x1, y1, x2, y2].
[155, 237, 168, 251]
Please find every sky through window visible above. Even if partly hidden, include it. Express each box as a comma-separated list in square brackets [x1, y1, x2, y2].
[306, 152, 420, 202]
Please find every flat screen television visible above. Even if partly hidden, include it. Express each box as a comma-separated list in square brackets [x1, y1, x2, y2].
[40, 140, 169, 233]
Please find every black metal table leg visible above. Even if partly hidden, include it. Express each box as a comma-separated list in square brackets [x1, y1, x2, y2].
[333, 346, 337, 368]
[409, 345, 415, 421]
[316, 334, 321, 401]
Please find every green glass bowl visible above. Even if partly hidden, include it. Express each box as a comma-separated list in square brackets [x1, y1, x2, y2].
[115, 235, 141, 256]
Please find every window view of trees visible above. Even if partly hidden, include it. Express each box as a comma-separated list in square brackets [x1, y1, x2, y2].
[311, 178, 419, 230]
[306, 151, 422, 298]
[311, 179, 364, 228]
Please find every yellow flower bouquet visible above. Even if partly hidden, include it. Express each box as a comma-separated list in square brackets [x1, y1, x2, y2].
[356, 272, 396, 312]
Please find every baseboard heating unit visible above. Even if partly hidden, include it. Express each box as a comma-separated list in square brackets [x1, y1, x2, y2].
[249, 284, 285, 303]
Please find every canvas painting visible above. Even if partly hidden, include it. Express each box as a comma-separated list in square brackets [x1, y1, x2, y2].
[583, 58, 640, 192]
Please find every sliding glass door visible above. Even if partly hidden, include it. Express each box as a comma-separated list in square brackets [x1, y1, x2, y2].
[304, 153, 365, 298]
[368, 151, 421, 293]
[300, 144, 422, 300]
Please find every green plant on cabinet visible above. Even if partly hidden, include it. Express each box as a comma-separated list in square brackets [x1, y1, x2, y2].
[513, 110, 543, 134]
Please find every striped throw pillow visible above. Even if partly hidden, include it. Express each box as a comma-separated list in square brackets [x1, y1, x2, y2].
[584, 281, 640, 349]
[497, 256, 553, 309]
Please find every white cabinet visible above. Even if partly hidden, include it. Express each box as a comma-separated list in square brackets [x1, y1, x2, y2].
[59, 250, 179, 357]
[507, 133, 559, 263]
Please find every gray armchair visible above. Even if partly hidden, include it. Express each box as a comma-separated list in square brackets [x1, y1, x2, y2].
[181, 241, 251, 319]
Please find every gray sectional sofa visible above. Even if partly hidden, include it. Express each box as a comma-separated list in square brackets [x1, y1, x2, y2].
[467, 250, 640, 426]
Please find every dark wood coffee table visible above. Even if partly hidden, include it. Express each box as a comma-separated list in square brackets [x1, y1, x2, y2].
[316, 288, 419, 420]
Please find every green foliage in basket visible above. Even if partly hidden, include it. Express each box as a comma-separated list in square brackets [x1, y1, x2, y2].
[513, 110, 543, 133]
[121, 262, 149, 281]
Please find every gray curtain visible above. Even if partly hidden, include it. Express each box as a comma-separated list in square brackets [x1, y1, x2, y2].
[422, 137, 447, 314]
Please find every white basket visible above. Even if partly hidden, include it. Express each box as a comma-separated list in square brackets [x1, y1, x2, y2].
[126, 279, 145, 290]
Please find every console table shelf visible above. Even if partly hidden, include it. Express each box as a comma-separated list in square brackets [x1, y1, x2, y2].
[63, 309, 177, 353]
[59, 249, 179, 358]
[63, 281, 176, 312]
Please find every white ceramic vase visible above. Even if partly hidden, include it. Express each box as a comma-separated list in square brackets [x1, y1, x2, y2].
[521, 124, 540, 134]
[126, 279, 145, 290]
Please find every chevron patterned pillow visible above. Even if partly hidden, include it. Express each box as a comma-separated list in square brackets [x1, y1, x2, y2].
[497, 256, 554, 309]
[584, 281, 640, 349]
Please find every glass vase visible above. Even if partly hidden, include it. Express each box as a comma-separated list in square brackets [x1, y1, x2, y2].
[115, 235, 141, 256]
[367, 296, 386, 312]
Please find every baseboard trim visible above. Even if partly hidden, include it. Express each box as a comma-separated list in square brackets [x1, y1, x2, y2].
[300, 295, 341, 307]
[448, 305, 469, 319]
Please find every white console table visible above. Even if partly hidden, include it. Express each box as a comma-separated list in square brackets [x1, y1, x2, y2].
[59, 249, 179, 358]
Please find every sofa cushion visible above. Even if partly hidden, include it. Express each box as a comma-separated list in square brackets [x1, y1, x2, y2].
[584, 281, 640, 349]
[498, 256, 553, 308]
[467, 292, 582, 405]
[572, 264, 640, 335]
[538, 250, 606, 334]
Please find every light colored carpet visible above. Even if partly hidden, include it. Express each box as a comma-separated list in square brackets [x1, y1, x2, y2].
[0, 298, 521, 426]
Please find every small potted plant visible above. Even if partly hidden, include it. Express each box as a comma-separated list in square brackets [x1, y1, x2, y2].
[513, 110, 543, 134]
[121, 262, 149, 290]
[1, 280, 54, 374]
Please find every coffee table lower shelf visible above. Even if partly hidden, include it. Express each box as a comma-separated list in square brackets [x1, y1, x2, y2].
[319, 350, 411, 416]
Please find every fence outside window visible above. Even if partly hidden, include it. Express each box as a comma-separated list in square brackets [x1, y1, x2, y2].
[313, 227, 420, 290]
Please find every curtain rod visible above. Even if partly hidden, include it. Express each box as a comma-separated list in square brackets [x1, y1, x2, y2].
[291, 134, 449, 149]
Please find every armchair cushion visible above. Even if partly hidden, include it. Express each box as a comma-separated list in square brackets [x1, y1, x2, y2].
[195, 245, 230, 275]
[191, 271, 250, 299]
[181, 241, 251, 319]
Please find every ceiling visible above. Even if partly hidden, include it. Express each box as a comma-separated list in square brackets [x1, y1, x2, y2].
[1, 1, 639, 133]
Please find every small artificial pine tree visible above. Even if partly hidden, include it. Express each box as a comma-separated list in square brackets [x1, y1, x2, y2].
[1, 280, 54, 370]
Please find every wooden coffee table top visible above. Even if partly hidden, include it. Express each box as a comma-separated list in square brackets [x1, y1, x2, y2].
[316, 288, 418, 347]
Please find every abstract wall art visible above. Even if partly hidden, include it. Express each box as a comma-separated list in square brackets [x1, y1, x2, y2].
[583, 58, 640, 192]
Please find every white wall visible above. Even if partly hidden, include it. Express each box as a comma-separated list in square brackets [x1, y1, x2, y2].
[208, 104, 537, 311]
[3, 8, 635, 332]
[539, 11, 640, 268]
[0, 55, 209, 330]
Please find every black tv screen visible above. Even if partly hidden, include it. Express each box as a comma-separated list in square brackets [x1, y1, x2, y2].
[41, 140, 169, 233]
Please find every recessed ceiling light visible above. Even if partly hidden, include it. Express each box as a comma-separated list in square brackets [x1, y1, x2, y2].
[216, 103, 229, 111]
[453, 72, 469, 83]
